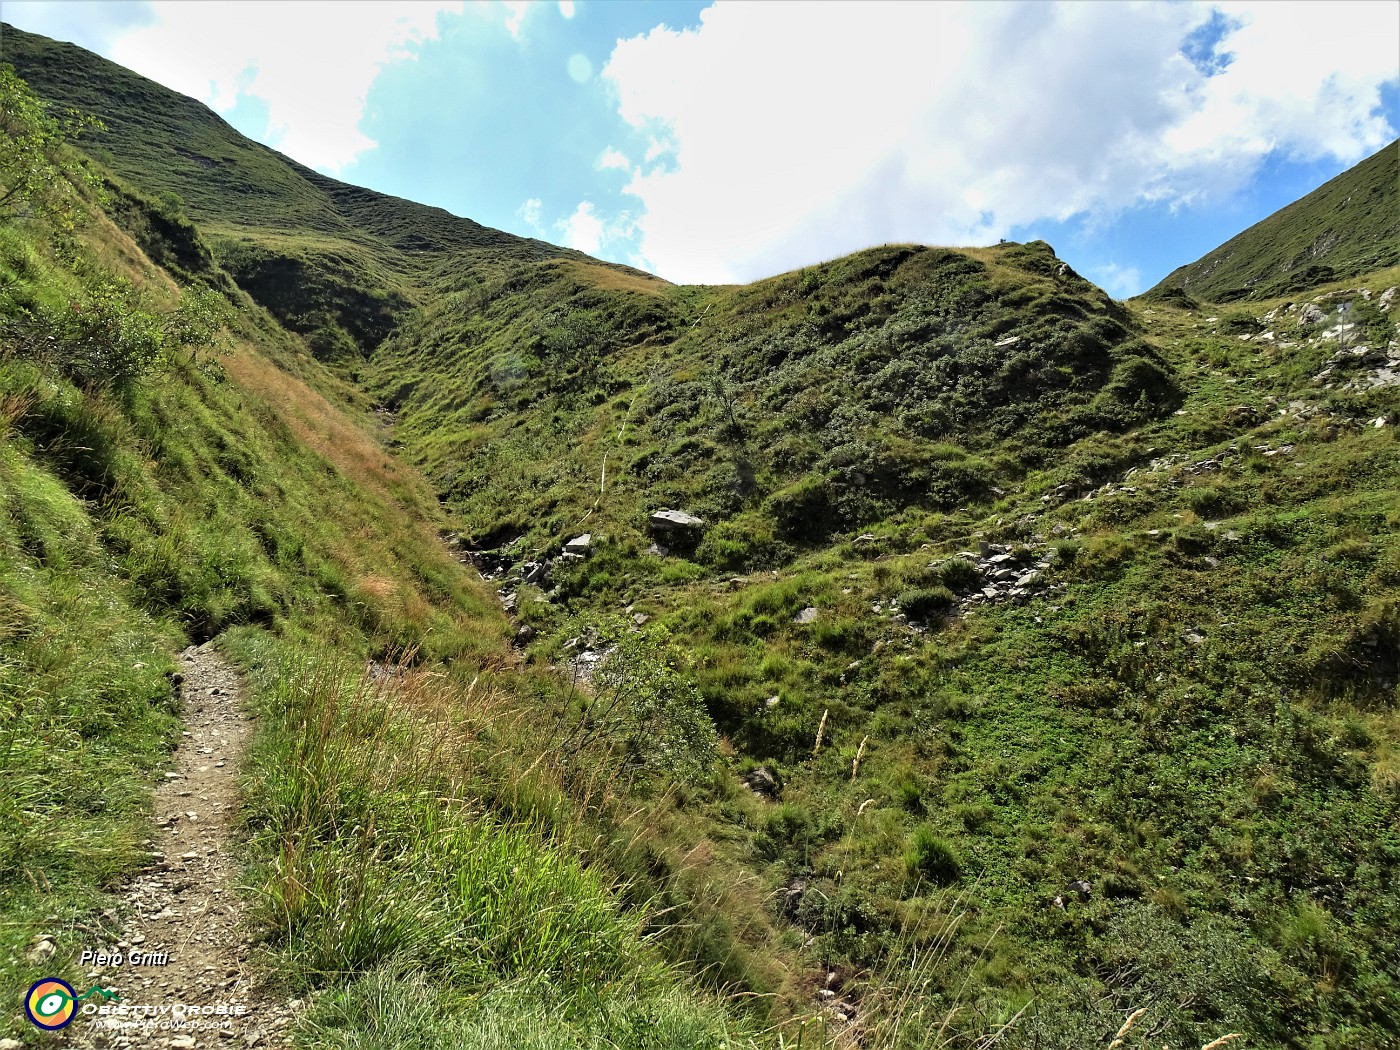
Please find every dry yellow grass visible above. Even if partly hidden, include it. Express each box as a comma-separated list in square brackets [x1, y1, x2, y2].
[557, 257, 671, 294]
[355, 573, 397, 602]
[222, 341, 425, 509]
[1107, 1007, 1147, 1048]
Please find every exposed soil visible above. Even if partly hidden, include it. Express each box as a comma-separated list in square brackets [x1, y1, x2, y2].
[66, 644, 295, 1049]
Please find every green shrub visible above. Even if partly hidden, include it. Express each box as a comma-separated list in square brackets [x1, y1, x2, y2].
[3, 279, 226, 392]
[1185, 485, 1244, 518]
[893, 775, 924, 812]
[794, 878, 875, 935]
[935, 556, 983, 593]
[953, 802, 994, 830]
[897, 585, 957, 620]
[755, 804, 816, 861]
[695, 513, 786, 571]
[905, 825, 961, 884]
[811, 614, 866, 652]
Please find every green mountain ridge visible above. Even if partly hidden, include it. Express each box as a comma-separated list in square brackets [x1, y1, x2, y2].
[3, 23, 1399, 1050]
[1146, 139, 1399, 303]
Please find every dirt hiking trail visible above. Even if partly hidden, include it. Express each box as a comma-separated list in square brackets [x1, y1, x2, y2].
[66, 643, 295, 1049]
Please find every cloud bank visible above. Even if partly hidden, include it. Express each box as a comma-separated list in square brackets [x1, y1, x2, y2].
[601, 1, 1399, 283]
[106, 0, 464, 172]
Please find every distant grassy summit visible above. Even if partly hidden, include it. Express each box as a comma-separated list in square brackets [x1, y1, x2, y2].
[1145, 139, 1399, 303]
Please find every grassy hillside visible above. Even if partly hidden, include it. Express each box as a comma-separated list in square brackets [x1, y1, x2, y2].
[362, 149, 1400, 1050]
[1146, 140, 1399, 303]
[0, 63, 765, 1049]
[4, 23, 1399, 1050]
[366, 240, 1174, 558]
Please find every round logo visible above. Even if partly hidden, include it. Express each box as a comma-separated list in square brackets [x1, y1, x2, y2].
[25, 977, 77, 1030]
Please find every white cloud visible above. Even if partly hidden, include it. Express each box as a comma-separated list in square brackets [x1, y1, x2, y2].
[558, 0, 576, 19]
[557, 200, 606, 254]
[555, 200, 639, 257]
[596, 147, 631, 172]
[501, 1, 531, 41]
[2, 1, 156, 57]
[1088, 261, 1144, 300]
[603, 1, 1399, 284]
[104, 1, 462, 173]
[518, 197, 544, 231]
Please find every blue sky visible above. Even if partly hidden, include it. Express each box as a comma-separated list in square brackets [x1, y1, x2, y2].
[4, 1, 1397, 295]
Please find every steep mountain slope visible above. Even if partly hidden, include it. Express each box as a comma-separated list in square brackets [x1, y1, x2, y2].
[4, 24, 1399, 1050]
[1, 24, 658, 361]
[1147, 139, 1399, 303]
[361, 147, 1400, 1050]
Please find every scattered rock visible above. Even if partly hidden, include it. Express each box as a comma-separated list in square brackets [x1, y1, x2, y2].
[1300, 302, 1325, 325]
[521, 560, 552, 586]
[563, 533, 591, 555]
[793, 607, 819, 625]
[645, 543, 670, 557]
[1067, 880, 1092, 900]
[650, 509, 705, 531]
[743, 766, 781, 798]
[27, 936, 55, 963]
[778, 875, 807, 918]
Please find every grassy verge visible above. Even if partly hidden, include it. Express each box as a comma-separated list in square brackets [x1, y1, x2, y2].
[222, 626, 763, 1050]
[0, 418, 181, 1030]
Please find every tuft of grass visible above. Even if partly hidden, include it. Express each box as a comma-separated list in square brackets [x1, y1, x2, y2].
[904, 826, 962, 886]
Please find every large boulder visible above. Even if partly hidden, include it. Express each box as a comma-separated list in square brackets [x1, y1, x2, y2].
[650, 509, 705, 531]
[743, 766, 781, 798]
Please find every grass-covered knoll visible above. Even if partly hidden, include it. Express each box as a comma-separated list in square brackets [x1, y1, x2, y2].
[494, 267, 1399, 1048]
[371, 239, 1176, 563]
[1146, 138, 1398, 303]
